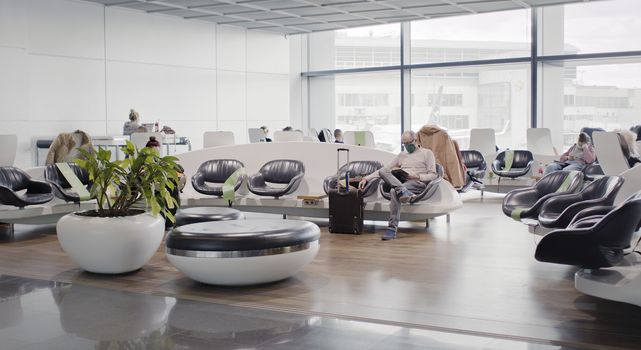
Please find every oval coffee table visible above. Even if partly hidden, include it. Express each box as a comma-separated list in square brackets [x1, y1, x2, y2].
[166, 219, 320, 286]
[174, 207, 244, 226]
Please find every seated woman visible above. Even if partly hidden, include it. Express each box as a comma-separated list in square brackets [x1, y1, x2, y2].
[544, 132, 595, 175]
[123, 109, 141, 136]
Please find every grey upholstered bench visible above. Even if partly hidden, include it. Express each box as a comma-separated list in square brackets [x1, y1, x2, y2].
[165, 219, 320, 286]
[174, 207, 244, 226]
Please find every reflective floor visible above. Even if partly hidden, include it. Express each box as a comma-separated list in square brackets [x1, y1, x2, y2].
[0, 275, 577, 350]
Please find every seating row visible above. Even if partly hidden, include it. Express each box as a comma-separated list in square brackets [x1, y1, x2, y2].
[191, 158, 445, 204]
[0, 164, 94, 208]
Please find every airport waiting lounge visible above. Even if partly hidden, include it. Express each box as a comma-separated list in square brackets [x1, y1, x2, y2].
[2, 0, 641, 349]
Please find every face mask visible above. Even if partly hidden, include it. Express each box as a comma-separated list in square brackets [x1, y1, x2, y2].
[405, 144, 417, 153]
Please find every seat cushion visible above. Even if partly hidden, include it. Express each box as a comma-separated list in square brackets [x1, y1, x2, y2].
[166, 219, 320, 251]
[175, 207, 244, 226]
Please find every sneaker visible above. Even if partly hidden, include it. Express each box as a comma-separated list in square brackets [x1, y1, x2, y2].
[398, 188, 414, 203]
[382, 227, 397, 241]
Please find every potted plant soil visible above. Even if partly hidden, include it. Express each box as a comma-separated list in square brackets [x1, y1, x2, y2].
[56, 141, 179, 274]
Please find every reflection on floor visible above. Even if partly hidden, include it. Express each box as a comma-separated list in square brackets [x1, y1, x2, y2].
[0, 275, 576, 350]
[1, 192, 641, 349]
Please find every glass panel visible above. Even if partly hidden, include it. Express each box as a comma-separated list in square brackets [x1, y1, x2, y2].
[410, 64, 530, 150]
[410, 10, 530, 65]
[308, 23, 400, 71]
[309, 71, 401, 152]
[542, 0, 641, 55]
[541, 58, 641, 150]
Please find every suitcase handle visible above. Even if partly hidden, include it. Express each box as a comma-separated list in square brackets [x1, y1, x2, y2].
[337, 148, 350, 192]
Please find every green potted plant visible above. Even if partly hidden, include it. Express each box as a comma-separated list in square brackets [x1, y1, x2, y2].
[56, 141, 180, 274]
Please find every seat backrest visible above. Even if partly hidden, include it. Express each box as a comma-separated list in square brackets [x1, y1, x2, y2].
[534, 170, 580, 195]
[581, 176, 624, 202]
[593, 131, 630, 175]
[460, 150, 485, 169]
[527, 128, 556, 155]
[45, 163, 90, 189]
[0, 135, 18, 167]
[130, 132, 163, 151]
[338, 161, 383, 178]
[203, 131, 235, 148]
[248, 128, 265, 143]
[512, 150, 533, 168]
[0, 166, 31, 191]
[469, 128, 496, 158]
[318, 129, 334, 143]
[197, 159, 244, 183]
[593, 192, 641, 248]
[273, 130, 304, 142]
[343, 131, 376, 147]
[260, 160, 305, 184]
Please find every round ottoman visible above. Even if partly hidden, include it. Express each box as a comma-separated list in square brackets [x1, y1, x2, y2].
[174, 207, 244, 226]
[165, 219, 320, 286]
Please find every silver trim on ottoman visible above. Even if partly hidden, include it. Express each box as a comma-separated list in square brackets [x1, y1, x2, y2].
[166, 242, 314, 258]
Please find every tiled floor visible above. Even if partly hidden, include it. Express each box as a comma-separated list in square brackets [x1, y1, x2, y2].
[0, 275, 577, 350]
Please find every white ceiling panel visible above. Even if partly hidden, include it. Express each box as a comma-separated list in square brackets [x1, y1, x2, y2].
[83, 0, 608, 35]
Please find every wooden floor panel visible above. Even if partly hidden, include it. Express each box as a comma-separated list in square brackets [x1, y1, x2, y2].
[1, 194, 641, 350]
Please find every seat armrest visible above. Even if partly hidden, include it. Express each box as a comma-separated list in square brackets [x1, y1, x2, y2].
[362, 178, 380, 198]
[411, 176, 443, 203]
[248, 173, 266, 189]
[540, 193, 583, 215]
[26, 180, 52, 194]
[569, 206, 615, 226]
[491, 160, 502, 173]
[0, 185, 22, 206]
[281, 173, 305, 195]
[323, 175, 337, 195]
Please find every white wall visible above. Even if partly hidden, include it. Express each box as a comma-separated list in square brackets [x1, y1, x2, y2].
[0, 0, 294, 168]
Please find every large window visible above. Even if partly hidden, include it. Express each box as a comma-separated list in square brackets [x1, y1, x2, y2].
[411, 10, 530, 64]
[308, 23, 400, 71]
[411, 64, 530, 150]
[541, 59, 641, 149]
[542, 0, 641, 56]
[303, 0, 641, 153]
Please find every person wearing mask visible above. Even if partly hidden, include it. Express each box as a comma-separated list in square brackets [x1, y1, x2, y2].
[544, 132, 595, 174]
[334, 129, 344, 143]
[123, 109, 141, 136]
[358, 130, 437, 241]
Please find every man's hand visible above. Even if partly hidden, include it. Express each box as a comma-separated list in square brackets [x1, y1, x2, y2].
[358, 179, 367, 190]
[560, 155, 568, 162]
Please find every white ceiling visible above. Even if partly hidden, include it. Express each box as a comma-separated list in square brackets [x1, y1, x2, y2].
[84, 0, 605, 35]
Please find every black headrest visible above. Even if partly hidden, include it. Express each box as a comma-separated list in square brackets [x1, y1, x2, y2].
[460, 150, 485, 168]
[0, 166, 31, 191]
[197, 159, 244, 183]
[260, 160, 305, 184]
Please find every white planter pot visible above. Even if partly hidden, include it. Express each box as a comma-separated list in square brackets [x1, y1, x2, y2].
[57, 211, 164, 274]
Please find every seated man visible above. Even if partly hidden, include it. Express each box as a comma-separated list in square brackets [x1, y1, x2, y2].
[358, 131, 437, 241]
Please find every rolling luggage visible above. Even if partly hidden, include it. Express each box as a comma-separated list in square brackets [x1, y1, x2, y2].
[329, 148, 364, 234]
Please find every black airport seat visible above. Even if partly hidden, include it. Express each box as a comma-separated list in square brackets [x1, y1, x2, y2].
[45, 163, 93, 203]
[538, 176, 624, 229]
[502, 170, 583, 220]
[322, 160, 383, 197]
[247, 159, 305, 198]
[491, 150, 534, 179]
[460, 150, 487, 192]
[0, 166, 54, 207]
[535, 191, 641, 269]
[379, 164, 444, 204]
[191, 159, 245, 197]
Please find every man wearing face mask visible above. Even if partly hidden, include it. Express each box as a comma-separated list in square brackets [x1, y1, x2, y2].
[358, 130, 437, 240]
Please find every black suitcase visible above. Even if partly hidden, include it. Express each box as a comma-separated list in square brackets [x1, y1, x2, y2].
[329, 148, 364, 234]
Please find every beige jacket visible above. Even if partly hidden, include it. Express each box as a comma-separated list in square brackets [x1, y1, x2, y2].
[45, 130, 93, 165]
[416, 125, 466, 188]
